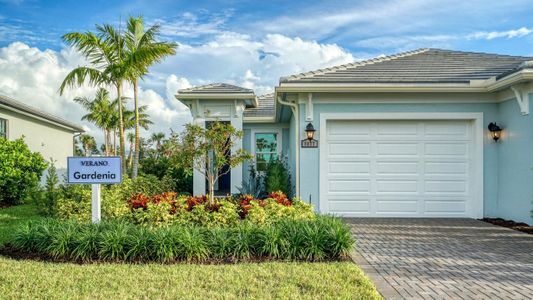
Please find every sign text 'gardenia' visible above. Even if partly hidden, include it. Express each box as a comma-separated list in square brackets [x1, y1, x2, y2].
[67, 156, 122, 184]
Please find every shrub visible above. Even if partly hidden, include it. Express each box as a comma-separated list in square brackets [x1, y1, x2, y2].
[263, 158, 292, 198]
[54, 175, 173, 221]
[0, 138, 47, 205]
[7, 216, 354, 262]
[246, 198, 315, 225]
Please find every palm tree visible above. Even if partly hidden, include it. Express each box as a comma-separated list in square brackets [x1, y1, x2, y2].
[60, 24, 129, 169]
[124, 16, 177, 178]
[73, 88, 114, 155]
[123, 105, 153, 131]
[150, 132, 165, 150]
[79, 134, 97, 156]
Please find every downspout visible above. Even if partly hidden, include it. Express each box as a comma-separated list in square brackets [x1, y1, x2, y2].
[277, 94, 300, 198]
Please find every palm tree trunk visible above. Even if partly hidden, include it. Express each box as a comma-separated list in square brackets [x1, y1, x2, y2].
[113, 128, 117, 156]
[103, 129, 109, 155]
[117, 83, 126, 174]
[128, 141, 133, 168]
[132, 79, 140, 179]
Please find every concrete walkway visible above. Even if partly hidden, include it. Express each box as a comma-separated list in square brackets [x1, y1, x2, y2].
[347, 218, 533, 299]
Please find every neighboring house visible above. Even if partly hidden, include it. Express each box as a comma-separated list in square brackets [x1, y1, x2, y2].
[0, 94, 84, 178]
[177, 48, 533, 224]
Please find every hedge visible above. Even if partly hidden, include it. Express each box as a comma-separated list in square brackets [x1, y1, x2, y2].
[6, 216, 354, 262]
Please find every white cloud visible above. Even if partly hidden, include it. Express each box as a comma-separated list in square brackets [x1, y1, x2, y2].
[468, 27, 533, 40]
[0, 33, 354, 144]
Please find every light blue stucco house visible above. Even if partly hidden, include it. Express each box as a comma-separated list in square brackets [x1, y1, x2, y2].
[176, 48, 533, 224]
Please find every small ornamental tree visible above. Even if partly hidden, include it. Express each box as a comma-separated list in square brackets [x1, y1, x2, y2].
[0, 138, 47, 205]
[181, 121, 252, 204]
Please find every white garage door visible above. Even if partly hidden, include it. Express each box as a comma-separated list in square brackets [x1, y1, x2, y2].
[322, 119, 478, 217]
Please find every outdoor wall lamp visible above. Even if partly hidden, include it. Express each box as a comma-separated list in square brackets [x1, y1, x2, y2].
[305, 122, 316, 140]
[488, 122, 503, 142]
[301, 122, 318, 148]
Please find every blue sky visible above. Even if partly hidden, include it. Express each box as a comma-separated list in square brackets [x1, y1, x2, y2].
[1, 0, 533, 141]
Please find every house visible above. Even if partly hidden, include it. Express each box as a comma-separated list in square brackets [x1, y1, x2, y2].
[0, 94, 84, 177]
[176, 48, 533, 224]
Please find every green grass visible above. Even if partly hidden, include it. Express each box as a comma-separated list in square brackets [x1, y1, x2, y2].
[0, 204, 382, 299]
[0, 204, 43, 245]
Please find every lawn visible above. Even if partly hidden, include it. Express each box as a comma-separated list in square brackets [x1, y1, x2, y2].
[0, 204, 382, 299]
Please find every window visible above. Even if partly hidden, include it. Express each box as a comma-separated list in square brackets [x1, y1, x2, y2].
[0, 118, 6, 139]
[255, 132, 278, 171]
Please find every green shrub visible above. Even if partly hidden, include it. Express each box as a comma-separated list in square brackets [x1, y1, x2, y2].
[246, 198, 315, 225]
[8, 216, 354, 262]
[263, 158, 292, 198]
[0, 138, 47, 205]
[54, 175, 173, 221]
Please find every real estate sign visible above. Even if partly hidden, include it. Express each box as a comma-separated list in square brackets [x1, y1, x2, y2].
[67, 156, 122, 184]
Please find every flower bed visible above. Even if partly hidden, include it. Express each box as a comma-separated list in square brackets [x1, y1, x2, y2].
[4, 216, 354, 263]
[128, 191, 315, 227]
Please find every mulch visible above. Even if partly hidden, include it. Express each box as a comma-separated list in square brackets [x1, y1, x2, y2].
[480, 218, 533, 235]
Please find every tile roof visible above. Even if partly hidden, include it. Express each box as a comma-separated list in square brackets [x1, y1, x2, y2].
[243, 93, 275, 118]
[0, 94, 84, 132]
[178, 83, 254, 94]
[280, 48, 533, 84]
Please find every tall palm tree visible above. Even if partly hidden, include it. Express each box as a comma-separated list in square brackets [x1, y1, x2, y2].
[124, 16, 177, 178]
[123, 105, 153, 131]
[60, 24, 129, 169]
[79, 134, 97, 156]
[73, 88, 114, 155]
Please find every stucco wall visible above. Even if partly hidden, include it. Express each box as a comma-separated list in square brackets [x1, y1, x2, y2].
[296, 98, 500, 217]
[0, 108, 74, 179]
[496, 96, 533, 224]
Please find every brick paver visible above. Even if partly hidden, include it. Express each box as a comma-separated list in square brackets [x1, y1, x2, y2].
[347, 218, 533, 300]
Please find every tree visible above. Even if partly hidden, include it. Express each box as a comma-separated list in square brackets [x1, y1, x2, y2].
[79, 134, 98, 156]
[124, 16, 177, 179]
[150, 132, 165, 151]
[127, 132, 135, 168]
[60, 24, 129, 169]
[181, 121, 252, 204]
[73, 88, 114, 155]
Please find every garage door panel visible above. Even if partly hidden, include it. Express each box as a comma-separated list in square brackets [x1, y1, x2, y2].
[329, 179, 370, 193]
[425, 180, 468, 194]
[425, 162, 468, 174]
[376, 200, 418, 213]
[376, 161, 419, 174]
[328, 200, 371, 214]
[377, 143, 419, 155]
[425, 143, 468, 156]
[329, 161, 370, 174]
[329, 143, 370, 156]
[424, 201, 467, 214]
[323, 119, 476, 218]
[376, 180, 418, 193]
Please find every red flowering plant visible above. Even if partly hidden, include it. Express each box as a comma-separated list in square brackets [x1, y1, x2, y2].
[152, 192, 179, 214]
[238, 194, 266, 218]
[128, 193, 151, 210]
[267, 191, 292, 206]
[185, 195, 208, 211]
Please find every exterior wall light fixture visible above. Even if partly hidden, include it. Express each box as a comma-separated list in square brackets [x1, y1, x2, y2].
[488, 122, 503, 142]
[301, 122, 318, 148]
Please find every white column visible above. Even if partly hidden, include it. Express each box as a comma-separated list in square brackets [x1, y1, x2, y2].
[230, 102, 244, 194]
[193, 117, 206, 195]
[91, 184, 101, 223]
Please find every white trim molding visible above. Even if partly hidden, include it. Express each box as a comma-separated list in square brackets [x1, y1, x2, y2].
[319, 112, 484, 219]
[510, 84, 530, 115]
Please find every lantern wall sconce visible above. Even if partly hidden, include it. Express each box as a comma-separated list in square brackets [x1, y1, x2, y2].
[301, 122, 318, 148]
[488, 122, 503, 142]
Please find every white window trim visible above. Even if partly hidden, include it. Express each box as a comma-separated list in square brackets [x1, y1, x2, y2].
[251, 129, 282, 170]
[0, 117, 7, 139]
[319, 112, 484, 219]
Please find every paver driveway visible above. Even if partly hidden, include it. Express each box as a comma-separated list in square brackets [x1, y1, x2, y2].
[347, 218, 533, 299]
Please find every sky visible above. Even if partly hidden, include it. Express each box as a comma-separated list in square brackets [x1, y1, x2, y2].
[1, 0, 533, 144]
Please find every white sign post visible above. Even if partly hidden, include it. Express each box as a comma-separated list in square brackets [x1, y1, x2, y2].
[67, 156, 122, 224]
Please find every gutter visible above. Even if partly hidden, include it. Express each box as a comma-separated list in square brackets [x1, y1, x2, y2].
[276, 93, 300, 198]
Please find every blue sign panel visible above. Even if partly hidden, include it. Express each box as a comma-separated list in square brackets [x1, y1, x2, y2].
[67, 156, 122, 184]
